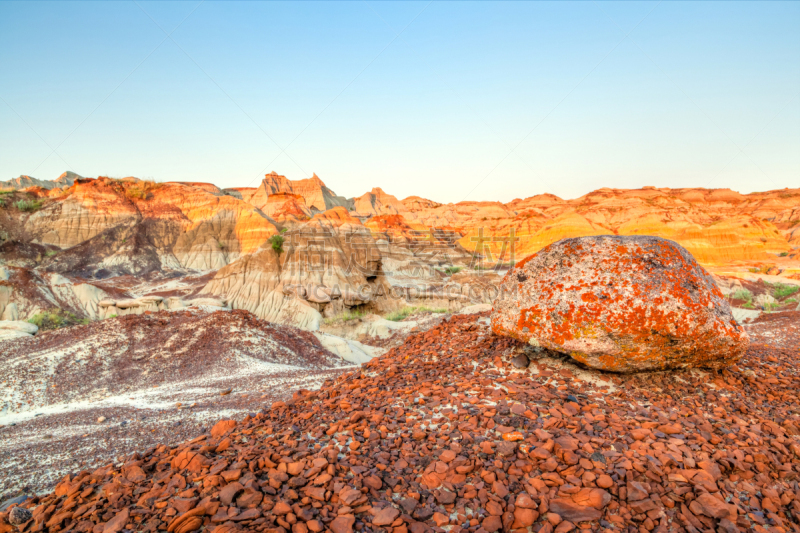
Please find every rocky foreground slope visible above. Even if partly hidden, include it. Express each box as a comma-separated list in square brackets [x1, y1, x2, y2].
[0, 309, 351, 496]
[1, 310, 798, 533]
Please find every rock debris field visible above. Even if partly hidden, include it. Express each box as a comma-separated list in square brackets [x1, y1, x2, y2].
[1, 310, 798, 533]
[0, 310, 351, 497]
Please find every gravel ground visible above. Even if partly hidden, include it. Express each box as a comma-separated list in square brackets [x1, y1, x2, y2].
[0, 309, 351, 499]
[1, 310, 797, 533]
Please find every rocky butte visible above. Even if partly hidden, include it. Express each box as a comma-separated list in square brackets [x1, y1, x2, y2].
[0, 172, 799, 533]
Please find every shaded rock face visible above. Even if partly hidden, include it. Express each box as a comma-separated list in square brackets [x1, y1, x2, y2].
[491, 235, 749, 372]
[42, 224, 162, 278]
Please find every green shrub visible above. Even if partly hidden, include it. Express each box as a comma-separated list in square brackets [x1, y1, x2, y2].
[15, 199, 43, 212]
[772, 283, 799, 299]
[324, 309, 366, 324]
[28, 308, 89, 331]
[731, 289, 753, 302]
[444, 266, 462, 276]
[269, 234, 285, 255]
[779, 252, 789, 257]
[124, 179, 163, 201]
[126, 187, 146, 200]
[341, 309, 366, 321]
[385, 306, 448, 322]
[45, 249, 58, 257]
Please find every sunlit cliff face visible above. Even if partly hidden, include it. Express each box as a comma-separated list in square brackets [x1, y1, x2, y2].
[0, 173, 796, 330]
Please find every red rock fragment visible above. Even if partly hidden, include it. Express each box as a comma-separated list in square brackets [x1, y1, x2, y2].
[571, 488, 611, 509]
[219, 483, 244, 506]
[482, 515, 503, 532]
[548, 499, 601, 522]
[211, 420, 237, 438]
[626, 481, 649, 502]
[330, 516, 355, 533]
[372, 507, 400, 526]
[102, 508, 129, 533]
[432, 512, 449, 527]
[512, 507, 538, 528]
[691, 494, 731, 519]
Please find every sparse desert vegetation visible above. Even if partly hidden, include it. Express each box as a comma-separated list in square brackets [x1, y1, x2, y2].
[14, 198, 43, 212]
[27, 308, 90, 331]
[385, 305, 448, 321]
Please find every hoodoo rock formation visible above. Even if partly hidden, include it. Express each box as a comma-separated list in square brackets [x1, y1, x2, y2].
[1, 171, 799, 333]
[248, 172, 353, 213]
[491, 236, 750, 372]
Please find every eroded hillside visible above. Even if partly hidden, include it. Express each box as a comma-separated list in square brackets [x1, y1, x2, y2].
[1, 172, 799, 333]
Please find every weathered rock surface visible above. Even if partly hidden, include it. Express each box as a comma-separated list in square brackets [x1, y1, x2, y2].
[492, 236, 749, 372]
[312, 331, 385, 364]
[202, 208, 386, 330]
[0, 320, 37, 335]
[0, 266, 112, 322]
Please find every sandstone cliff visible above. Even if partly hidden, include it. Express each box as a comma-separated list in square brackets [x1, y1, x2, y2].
[394, 186, 799, 266]
[353, 187, 403, 216]
[249, 172, 353, 213]
[20, 177, 279, 274]
[2, 171, 798, 330]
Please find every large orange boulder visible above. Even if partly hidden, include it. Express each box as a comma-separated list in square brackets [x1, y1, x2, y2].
[491, 235, 748, 372]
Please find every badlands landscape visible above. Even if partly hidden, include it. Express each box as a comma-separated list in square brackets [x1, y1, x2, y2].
[0, 172, 799, 533]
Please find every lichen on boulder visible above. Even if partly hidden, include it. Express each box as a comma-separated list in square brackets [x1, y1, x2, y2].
[491, 235, 749, 372]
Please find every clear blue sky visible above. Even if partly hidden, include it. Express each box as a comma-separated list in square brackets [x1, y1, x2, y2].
[1, 1, 798, 203]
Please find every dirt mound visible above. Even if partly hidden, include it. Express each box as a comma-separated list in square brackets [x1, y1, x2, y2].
[3, 312, 798, 533]
[0, 310, 350, 497]
[492, 236, 748, 372]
